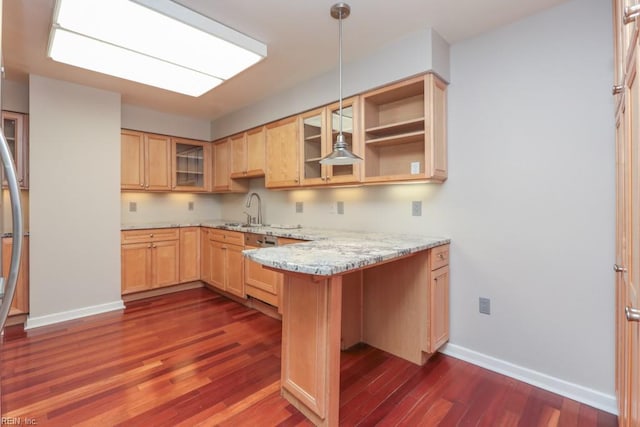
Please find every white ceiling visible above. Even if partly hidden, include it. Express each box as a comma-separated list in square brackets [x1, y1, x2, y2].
[2, 0, 569, 120]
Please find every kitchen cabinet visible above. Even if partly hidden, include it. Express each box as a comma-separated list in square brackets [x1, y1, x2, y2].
[613, 2, 640, 425]
[179, 227, 200, 283]
[265, 117, 300, 188]
[1, 111, 28, 189]
[172, 138, 211, 192]
[426, 244, 450, 353]
[2, 236, 29, 316]
[230, 127, 266, 179]
[121, 130, 171, 191]
[203, 228, 245, 298]
[361, 73, 447, 183]
[212, 138, 249, 193]
[121, 228, 179, 294]
[300, 97, 361, 186]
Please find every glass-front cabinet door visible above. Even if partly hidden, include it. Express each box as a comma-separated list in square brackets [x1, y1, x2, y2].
[300, 107, 326, 186]
[171, 138, 210, 192]
[325, 96, 361, 184]
[1, 111, 28, 188]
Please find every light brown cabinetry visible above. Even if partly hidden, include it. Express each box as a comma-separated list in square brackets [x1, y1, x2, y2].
[121, 228, 179, 294]
[202, 228, 246, 298]
[2, 236, 29, 316]
[265, 117, 300, 188]
[230, 127, 266, 179]
[212, 138, 249, 193]
[172, 138, 211, 192]
[179, 227, 200, 283]
[361, 73, 447, 183]
[613, 1, 640, 424]
[299, 97, 362, 186]
[121, 130, 172, 191]
[426, 244, 450, 353]
[1, 111, 28, 189]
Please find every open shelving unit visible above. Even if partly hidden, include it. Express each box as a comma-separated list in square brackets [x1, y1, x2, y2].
[173, 140, 208, 190]
[362, 73, 447, 183]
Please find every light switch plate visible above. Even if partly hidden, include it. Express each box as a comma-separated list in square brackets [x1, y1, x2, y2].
[410, 161, 421, 175]
[337, 201, 344, 215]
[188, 201, 194, 211]
[411, 201, 422, 216]
[129, 202, 137, 213]
[295, 202, 303, 213]
[479, 297, 491, 315]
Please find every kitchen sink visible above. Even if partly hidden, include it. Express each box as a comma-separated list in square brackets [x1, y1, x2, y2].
[224, 222, 263, 228]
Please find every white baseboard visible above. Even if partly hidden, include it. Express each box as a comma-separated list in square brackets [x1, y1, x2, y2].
[25, 300, 125, 330]
[440, 343, 618, 415]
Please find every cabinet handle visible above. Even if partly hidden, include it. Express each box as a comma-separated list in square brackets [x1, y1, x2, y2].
[624, 4, 640, 24]
[614, 264, 627, 273]
[612, 85, 624, 95]
[626, 306, 640, 321]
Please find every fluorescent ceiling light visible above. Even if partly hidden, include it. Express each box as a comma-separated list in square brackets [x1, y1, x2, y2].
[48, 0, 267, 96]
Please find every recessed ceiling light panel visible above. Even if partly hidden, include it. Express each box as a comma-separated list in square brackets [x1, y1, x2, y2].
[48, 0, 267, 96]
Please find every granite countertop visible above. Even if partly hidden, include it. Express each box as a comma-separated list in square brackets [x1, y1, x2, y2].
[121, 220, 450, 276]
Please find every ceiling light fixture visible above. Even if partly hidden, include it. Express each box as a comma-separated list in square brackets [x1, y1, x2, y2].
[48, 0, 267, 97]
[320, 2, 362, 166]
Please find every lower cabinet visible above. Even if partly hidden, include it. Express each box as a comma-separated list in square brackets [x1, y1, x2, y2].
[121, 228, 180, 295]
[2, 236, 29, 316]
[426, 244, 450, 353]
[202, 229, 245, 298]
[179, 227, 200, 282]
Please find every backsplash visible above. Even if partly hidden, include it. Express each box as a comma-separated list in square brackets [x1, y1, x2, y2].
[120, 192, 221, 225]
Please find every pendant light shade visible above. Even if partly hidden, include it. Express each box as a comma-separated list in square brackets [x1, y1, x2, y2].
[319, 2, 362, 166]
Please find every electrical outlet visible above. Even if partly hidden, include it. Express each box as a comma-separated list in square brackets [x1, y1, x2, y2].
[129, 202, 137, 213]
[411, 201, 422, 216]
[410, 161, 421, 175]
[188, 201, 194, 211]
[295, 202, 303, 213]
[479, 297, 491, 315]
[337, 201, 344, 215]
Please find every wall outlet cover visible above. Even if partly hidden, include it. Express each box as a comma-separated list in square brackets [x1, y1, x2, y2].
[479, 297, 491, 315]
[295, 202, 303, 213]
[411, 200, 422, 216]
[129, 202, 137, 213]
[337, 201, 344, 215]
[188, 201, 194, 211]
[410, 161, 421, 175]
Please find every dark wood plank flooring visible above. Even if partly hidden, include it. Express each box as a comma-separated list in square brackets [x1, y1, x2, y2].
[1, 288, 617, 426]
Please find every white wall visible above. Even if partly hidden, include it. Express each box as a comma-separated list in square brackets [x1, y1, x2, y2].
[122, 104, 211, 141]
[220, 0, 616, 411]
[211, 28, 450, 139]
[1, 79, 29, 113]
[121, 192, 221, 225]
[28, 75, 123, 325]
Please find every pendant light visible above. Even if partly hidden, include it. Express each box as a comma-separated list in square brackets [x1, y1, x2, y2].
[319, 2, 362, 165]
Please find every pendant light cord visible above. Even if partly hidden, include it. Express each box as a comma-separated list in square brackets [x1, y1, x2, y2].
[338, 9, 343, 140]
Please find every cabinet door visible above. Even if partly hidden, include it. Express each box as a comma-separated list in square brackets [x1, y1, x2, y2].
[121, 243, 152, 294]
[209, 240, 226, 290]
[213, 139, 231, 191]
[172, 138, 209, 192]
[151, 240, 179, 288]
[200, 229, 211, 284]
[226, 244, 245, 298]
[265, 117, 300, 188]
[325, 97, 361, 184]
[179, 227, 200, 283]
[121, 130, 145, 190]
[2, 236, 29, 315]
[426, 74, 448, 181]
[145, 134, 172, 191]
[246, 127, 266, 177]
[1, 111, 28, 189]
[300, 107, 326, 186]
[230, 133, 247, 177]
[427, 265, 449, 353]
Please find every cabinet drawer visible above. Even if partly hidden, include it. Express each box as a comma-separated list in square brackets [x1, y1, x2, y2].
[122, 228, 180, 244]
[208, 228, 245, 246]
[430, 244, 449, 271]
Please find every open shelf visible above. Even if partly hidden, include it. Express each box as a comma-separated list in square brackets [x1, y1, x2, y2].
[365, 117, 425, 137]
[305, 157, 323, 163]
[366, 130, 425, 147]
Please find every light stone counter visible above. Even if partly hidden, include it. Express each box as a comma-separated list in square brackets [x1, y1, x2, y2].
[121, 220, 450, 276]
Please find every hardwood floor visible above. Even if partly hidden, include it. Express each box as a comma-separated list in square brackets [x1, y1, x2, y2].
[1, 288, 617, 426]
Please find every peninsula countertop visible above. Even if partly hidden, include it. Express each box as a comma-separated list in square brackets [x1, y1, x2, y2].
[121, 220, 450, 276]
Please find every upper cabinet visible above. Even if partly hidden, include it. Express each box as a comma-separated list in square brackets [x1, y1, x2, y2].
[299, 97, 361, 186]
[230, 127, 266, 179]
[212, 138, 249, 193]
[121, 130, 171, 191]
[172, 137, 211, 192]
[2, 111, 29, 189]
[265, 116, 300, 188]
[361, 73, 447, 183]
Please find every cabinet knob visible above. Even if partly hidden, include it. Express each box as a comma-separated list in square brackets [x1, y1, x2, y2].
[140, 184, 144, 187]
[438, 253, 445, 260]
[624, 4, 640, 24]
[626, 306, 640, 322]
[612, 85, 624, 95]
[614, 264, 627, 273]
[150, 234, 154, 238]
[147, 244, 152, 248]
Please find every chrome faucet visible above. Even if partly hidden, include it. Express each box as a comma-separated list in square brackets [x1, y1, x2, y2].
[244, 192, 262, 225]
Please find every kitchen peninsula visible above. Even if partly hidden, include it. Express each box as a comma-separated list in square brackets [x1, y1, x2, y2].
[244, 230, 450, 426]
